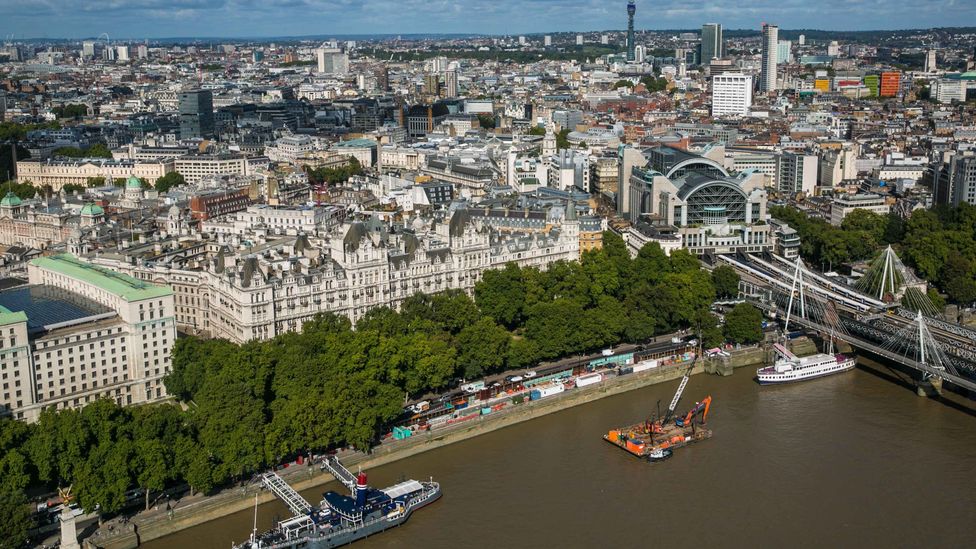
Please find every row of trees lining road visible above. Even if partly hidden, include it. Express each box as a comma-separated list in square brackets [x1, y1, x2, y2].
[771, 204, 976, 305]
[0, 232, 761, 541]
[51, 144, 113, 159]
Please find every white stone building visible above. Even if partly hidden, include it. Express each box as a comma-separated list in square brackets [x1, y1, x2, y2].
[0, 254, 175, 421]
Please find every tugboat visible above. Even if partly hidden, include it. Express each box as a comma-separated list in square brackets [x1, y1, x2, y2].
[235, 456, 440, 549]
[646, 447, 673, 463]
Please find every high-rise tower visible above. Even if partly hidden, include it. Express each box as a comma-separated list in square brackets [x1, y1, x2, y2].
[760, 23, 779, 92]
[701, 23, 723, 62]
[626, 1, 636, 62]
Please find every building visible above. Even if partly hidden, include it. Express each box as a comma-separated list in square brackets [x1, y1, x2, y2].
[924, 49, 937, 73]
[544, 35, 552, 47]
[81, 41, 95, 58]
[931, 79, 966, 103]
[626, 1, 636, 62]
[776, 152, 818, 195]
[89, 210, 580, 344]
[628, 165, 770, 255]
[777, 41, 792, 64]
[405, 104, 450, 138]
[577, 35, 584, 46]
[818, 144, 858, 189]
[552, 109, 583, 131]
[879, 71, 901, 97]
[174, 154, 248, 183]
[0, 254, 175, 421]
[189, 189, 252, 220]
[317, 48, 349, 75]
[711, 73, 752, 117]
[760, 24, 779, 92]
[701, 23, 724, 62]
[178, 89, 215, 139]
[933, 154, 976, 207]
[444, 70, 459, 98]
[16, 158, 172, 190]
[116, 45, 129, 62]
[829, 193, 890, 226]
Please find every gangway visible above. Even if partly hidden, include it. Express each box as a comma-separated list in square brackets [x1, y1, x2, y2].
[322, 455, 357, 491]
[772, 343, 797, 361]
[261, 472, 312, 516]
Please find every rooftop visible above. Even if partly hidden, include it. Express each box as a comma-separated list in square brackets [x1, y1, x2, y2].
[30, 254, 172, 302]
[0, 285, 114, 335]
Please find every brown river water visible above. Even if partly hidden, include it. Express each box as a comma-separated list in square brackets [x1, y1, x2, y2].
[146, 360, 976, 549]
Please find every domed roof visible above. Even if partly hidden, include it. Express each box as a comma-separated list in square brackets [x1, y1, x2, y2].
[80, 203, 104, 216]
[126, 175, 143, 189]
[0, 192, 22, 207]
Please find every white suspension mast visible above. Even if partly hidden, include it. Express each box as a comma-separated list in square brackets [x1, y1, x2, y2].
[784, 256, 806, 333]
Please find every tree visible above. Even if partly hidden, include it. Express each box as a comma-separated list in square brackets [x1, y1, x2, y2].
[476, 113, 496, 129]
[455, 318, 511, 378]
[711, 265, 740, 299]
[0, 488, 32, 549]
[940, 256, 976, 305]
[724, 303, 764, 345]
[474, 263, 526, 328]
[526, 126, 546, 136]
[154, 171, 186, 193]
[87, 143, 113, 158]
[556, 128, 571, 149]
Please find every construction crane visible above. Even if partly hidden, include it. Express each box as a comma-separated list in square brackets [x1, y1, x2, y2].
[661, 358, 697, 426]
[675, 396, 712, 427]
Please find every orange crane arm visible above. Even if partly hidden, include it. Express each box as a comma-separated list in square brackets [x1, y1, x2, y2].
[700, 396, 712, 424]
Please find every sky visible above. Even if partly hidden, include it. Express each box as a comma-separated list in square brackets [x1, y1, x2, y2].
[1, 0, 974, 39]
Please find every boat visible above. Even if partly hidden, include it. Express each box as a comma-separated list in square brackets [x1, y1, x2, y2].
[603, 351, 713, 460]
[757, 342, 856, 385]
[235, 457, 440, 549]
[646, 447, 673, 463]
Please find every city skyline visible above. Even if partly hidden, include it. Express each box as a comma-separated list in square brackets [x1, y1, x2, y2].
[1, 0, 975, 40]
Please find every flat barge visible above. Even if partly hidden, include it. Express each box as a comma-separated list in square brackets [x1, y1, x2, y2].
[603, 353, 713, 460]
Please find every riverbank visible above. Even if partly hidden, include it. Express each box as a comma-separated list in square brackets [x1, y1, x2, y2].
[86, 355, 737, 549]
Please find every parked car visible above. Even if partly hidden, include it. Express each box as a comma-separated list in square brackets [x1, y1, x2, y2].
[601, 348, 614, 356]
[523, 371, 537, 378]
[509, 375, 524, 383]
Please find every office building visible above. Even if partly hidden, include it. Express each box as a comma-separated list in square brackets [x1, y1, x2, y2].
[798, 34, 805, 46]
[577, 35, 584, 46]
[760, 24, 779, 92]
[701, 23, 724, 62]
[317, 47, 349, 75]
[444, 70, 459, 98]
[544, 35, 552, 47]
[137, 44, 148, 59]
[626, 1, 637, 62]
[711, 73, 753, 117]
[931, 79, 966, 103]
[0, 254, 175, 421]
[934, 153, 976, 206]
[776, 152, 818, 195]
[924, 49, 937, 73]
[116, 45, 129, 62]
[777, 40, 792, 64]
[880, 71, 901, 97]
[830, 194, 889, 226]
[178, 89, 215, 139]
[82, 41, 95, 59]
[519, 36, 527, 46]
[634, 45, 645, 63]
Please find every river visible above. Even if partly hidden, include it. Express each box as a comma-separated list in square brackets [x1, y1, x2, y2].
[146, 360, 976, 548]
